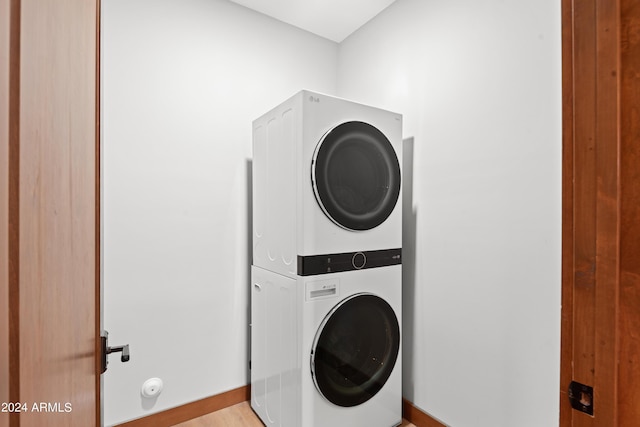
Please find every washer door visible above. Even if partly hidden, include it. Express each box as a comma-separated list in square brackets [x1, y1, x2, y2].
[312, 121, 401, 231]
[311, 293, 400, 407]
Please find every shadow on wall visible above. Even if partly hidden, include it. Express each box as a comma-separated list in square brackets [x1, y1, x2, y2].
[246, 158, 253, 384]
[402, 137, 417, 402]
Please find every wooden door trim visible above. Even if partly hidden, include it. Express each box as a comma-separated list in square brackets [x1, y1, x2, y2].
[7, 1, 21, 427]
[0, 0, 17, 426]
[95, 1, 102, 426]
[618, 2, 640, 422]
[559, 0, 574, 423]
[0, 0, 7, 423]
[592, 1, 621, 422]
[560, 0, 629, 425]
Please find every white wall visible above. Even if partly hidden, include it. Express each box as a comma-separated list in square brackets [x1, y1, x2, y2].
[337, 1, 562, 426]
[101, 0, 337, 424]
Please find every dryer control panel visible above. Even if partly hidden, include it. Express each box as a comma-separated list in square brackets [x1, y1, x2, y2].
[297, 248, 401, 276]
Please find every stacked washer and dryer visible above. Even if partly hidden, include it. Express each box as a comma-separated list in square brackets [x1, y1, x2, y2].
[250, 90, 403, 427]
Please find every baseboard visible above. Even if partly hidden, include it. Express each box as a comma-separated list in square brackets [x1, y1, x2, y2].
[403, 398, 448, 427]
[114, 385, 250, 427]
[113, 386, 443, 427]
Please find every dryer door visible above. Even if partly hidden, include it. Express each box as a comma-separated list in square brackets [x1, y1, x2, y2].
[312, 121, 401, 231]
[311, 293, 400, 407]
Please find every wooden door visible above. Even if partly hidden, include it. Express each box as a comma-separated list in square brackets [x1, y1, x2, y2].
[560, 0, 640, 425]
[1, 0, 100, 426]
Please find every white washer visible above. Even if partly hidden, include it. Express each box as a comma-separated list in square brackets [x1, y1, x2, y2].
[250, 264, 402, 427]
[252, 90, 403, 279]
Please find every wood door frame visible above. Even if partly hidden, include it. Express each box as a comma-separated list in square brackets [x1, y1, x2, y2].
[5, 1, 23, 426]
[95, 0, 102, 425]
[0, 0, 13, 425]
[560, 0, 640, 425]
[560, 0, 618, 423]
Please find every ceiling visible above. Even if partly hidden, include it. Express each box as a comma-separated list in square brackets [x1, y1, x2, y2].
[228, 0, 398, 43]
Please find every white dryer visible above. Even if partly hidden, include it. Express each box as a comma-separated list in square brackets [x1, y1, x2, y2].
[252, 90, 402, 279]
[250, 264, 402, 427]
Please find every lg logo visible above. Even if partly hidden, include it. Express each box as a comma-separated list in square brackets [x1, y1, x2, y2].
[309, 95, 320, 103]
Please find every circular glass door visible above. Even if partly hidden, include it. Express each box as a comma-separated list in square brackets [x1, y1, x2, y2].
[310, 293, 400, 407]
[312, 121, 401, 231]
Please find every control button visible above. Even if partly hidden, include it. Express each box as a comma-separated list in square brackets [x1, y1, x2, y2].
[352, 252, 366, 269]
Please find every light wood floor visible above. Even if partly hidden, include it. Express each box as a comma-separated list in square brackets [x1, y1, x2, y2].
[174, 401, 417, 427]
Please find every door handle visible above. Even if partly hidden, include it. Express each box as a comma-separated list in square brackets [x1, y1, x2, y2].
[107, 344, 130, 362]
[101, 330, 130, 373]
